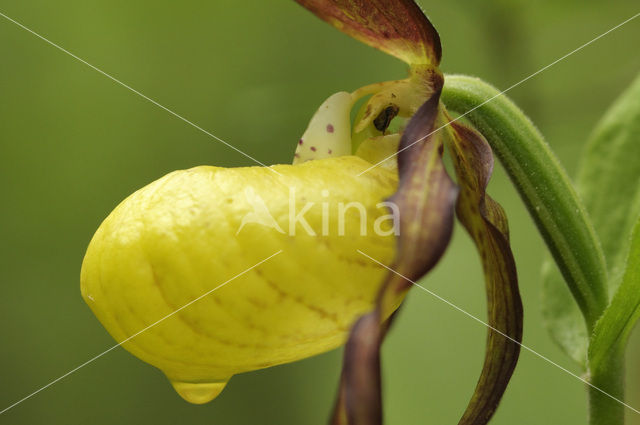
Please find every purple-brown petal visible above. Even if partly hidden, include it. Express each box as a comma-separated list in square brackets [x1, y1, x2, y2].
[332, 80, 459, 424]
[446, 120, 523, 425]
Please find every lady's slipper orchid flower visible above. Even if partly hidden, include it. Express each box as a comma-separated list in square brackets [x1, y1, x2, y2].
[81, 0, 523, 423]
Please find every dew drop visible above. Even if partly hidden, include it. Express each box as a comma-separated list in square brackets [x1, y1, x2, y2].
[170, 380, 228, 404]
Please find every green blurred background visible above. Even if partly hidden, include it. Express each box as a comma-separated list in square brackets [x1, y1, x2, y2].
[1, 0, 638, 424]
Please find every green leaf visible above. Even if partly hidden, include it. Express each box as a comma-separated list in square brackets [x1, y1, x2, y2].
[540, 262, 588, 366]
[445, 120, 523, 425]
[540, 73, 640, 365]
[294, 0, 441, 66]
[332, 84, 459, 425]
[441, 75, 608, 333]
[577, 73, 640, 293]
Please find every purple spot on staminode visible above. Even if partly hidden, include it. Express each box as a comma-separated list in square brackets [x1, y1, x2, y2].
[326, 124, 334, 133]
[328, 149, 332, 154]
[311, 146, 317, 152]
[298, 139, 304, 145]
[294, 153, 300, 158]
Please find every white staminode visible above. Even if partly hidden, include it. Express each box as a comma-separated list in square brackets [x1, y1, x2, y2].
[293, 91, 354, 164]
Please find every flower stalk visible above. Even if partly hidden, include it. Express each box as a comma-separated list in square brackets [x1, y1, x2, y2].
[589, 349, 625, 425]
[442, 74, 640, 425]
[441, 75, 609, 329]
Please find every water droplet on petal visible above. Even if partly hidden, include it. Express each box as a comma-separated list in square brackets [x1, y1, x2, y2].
[170, 380, 228, 404]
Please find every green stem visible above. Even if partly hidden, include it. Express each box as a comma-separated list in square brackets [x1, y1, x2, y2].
[441, 74, 608, 330]
[589, 349, 625, 425]
[588, 218, 640, 424]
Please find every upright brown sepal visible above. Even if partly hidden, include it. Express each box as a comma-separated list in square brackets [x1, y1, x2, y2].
[294, 0, 441, 66]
